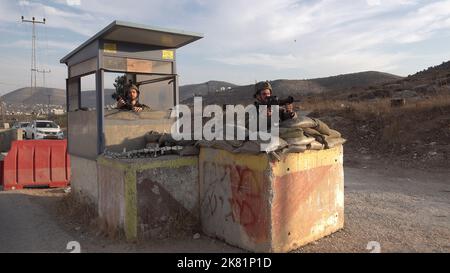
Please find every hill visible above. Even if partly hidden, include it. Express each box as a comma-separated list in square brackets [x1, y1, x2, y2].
[179, 80, 238, 101]
[1, 87, 116, 108]
[1, 87, 66, 105]
[181, 71, 402, 106]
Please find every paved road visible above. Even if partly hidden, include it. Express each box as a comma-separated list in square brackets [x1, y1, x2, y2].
[0, 164, 449, 253]
[0, 191, 75, 253]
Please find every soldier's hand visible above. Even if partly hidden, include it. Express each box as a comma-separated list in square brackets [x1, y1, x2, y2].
[285, 102, 294, 113]
[117, 98, 126, 107]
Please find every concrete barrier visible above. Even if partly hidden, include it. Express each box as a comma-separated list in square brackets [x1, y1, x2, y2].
[70, 155, 99, 205]
[199, 146, 344, 252]
[0, 129, 23, 152]
[97, 155, 199, 241]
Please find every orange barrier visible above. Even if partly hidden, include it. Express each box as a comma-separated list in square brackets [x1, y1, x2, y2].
[1, 140, 70, 190]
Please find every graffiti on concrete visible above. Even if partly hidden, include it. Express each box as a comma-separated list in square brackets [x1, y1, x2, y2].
[227, 165, 268, 242]
[202, 162, 269, 243]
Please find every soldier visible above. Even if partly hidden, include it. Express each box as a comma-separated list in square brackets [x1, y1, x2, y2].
[116, 84, 149, 112]
[253, 81, 296, 121]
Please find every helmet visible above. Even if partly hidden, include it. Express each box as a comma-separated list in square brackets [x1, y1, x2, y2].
[254, 81, 272, 97]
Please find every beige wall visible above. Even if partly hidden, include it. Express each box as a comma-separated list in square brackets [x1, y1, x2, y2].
[0, 129, 23, 152]
[70, 155, 99, 205]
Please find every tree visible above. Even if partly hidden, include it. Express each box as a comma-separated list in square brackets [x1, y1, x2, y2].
[112, 75, 127, 100]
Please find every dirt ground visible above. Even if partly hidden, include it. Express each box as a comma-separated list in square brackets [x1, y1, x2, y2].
[0, 156, 449, 253]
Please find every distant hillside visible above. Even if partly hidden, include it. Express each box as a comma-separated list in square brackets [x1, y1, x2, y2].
[0, 70, 411, 108]
[1, 87, 116, 107]
[408, 60, 450, 82]
[311, 71, 402, 90]
[182, 71, 402, 106]
[323, 61, 450, 101]
[179, 80, 238, 101]
[1, 87, 66, 105]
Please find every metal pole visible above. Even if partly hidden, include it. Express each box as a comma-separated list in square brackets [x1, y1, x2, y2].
[21, 16, 45, 96]
[36, 69, 51, 88]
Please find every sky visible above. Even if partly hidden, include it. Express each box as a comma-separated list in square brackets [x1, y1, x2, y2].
[0, 0, 450, 94]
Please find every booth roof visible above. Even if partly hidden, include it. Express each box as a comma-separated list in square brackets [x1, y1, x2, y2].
[60, 20, 203, 64]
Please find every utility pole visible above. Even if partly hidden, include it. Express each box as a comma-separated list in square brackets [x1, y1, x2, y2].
[36, 69, 51, 89]
[21, 16, 46, 96]
[0, 98, 5, 125]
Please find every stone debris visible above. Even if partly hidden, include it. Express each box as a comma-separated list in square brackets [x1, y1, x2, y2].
[104, 146, 183, 159]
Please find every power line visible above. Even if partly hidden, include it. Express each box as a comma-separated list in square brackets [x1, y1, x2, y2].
[36, 69, 51, 88]
[21, 16, 46, 96]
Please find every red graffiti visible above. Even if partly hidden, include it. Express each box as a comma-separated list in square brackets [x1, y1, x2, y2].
[226, 165, 268, 243]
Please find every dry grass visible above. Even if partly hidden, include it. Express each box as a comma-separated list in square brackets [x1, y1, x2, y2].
[302, 92, 450, 165]
[57, 192, 124, 240]
[302, 93, 450, 120]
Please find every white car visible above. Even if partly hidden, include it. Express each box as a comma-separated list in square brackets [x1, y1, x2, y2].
[25, 120, 64, 140]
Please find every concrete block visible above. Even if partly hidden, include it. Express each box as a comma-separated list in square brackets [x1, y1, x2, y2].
[70, 155, 98, 205]
[97, 155, 199, 241]
[199, 146, 344, 252]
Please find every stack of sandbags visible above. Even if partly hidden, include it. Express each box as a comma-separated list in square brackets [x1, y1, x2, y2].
[279, 116, 346, 153]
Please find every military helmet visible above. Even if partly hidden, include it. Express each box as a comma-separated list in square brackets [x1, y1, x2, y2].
[254, 81, 272, 97]
[128, 84, 140, 96]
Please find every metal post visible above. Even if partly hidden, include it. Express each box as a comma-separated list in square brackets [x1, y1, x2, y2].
[96, 69, 105, 155]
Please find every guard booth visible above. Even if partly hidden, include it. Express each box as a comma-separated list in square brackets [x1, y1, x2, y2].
[59, 21, 203, 210]
[60, 20, 203, 158]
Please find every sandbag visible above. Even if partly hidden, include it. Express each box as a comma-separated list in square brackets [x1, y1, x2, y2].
[280, 116, 317, 129]
[216, 124, 249, 140]
[145, 131, 162, 143]
[176, 145, 200, 156]
[248, 132, 288, 152]
[324, 137, 347, 148]
[279, 127, 302, 135]
[327, 129, 342, 138]
[280, 128, 306, 139]
[285, 136, 316, 146]
[212, 140, 235, 152]
[308, 141, 324, 150]
[232, 141, 261, 154]
[146, 142, 160, 149]
[311, 118, 332, 135]
[158, 133, 176, 145]
[284, 145, 307, 153]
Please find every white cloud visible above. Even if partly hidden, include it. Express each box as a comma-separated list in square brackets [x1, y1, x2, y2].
[66, 0, 81, 6]
[1, 0, 450, 87]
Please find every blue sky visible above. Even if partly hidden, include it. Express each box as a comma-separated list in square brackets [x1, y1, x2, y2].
[0, 0, 450, 94]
